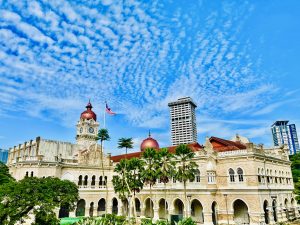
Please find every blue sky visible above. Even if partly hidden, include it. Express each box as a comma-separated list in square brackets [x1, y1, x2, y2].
[0, 0, 300, 155]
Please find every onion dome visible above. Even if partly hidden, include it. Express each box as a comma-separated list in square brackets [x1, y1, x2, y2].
[140, 131, 159, 151]
[80, 100, 97, 121]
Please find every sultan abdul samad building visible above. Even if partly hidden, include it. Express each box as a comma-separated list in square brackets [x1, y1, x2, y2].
[6, 99, 300, 225]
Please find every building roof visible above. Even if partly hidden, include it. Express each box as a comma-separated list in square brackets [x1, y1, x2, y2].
[110, 142, 203, 162]
[110, 137, 248, 162]
[209, 136, 247, 152]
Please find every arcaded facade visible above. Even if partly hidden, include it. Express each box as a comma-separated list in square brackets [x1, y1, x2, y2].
[6, 102, 299, 225]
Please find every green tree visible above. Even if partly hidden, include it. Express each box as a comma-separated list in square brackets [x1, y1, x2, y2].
[112, 159, 131, 201]
[96, 128, 111, 215]
[127, 158, 145, 221]
[175, 144, 198, 217]
[118, 138, 134, 157]
[141, 148, 159, 219]
[0, 176, 79, 225]
[289, 153, 300, 203]
[157, 148, 176, 219]
[0, 162, 14, 185]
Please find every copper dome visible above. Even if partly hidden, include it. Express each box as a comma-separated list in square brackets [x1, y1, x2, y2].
[80, 101, 97, 121]
[140, 132, 159, 151]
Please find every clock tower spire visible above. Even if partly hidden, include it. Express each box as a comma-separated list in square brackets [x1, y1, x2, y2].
[76, 100, 99, 148]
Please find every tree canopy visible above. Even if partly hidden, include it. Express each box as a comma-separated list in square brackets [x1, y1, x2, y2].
[289, 153, 300, 203]
[0, 163, 79, 225]
[0, 162, 14, 185]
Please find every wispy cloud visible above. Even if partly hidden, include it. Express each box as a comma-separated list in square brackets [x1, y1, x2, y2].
[0, 0, 291, 149]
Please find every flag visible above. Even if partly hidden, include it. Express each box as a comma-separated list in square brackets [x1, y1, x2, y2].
[105, 102, 116, 115]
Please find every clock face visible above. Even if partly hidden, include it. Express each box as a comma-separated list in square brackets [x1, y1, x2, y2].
[89, 127, 94, 133]
[80, 127, 83, 133]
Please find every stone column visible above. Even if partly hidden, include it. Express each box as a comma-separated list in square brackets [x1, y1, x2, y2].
[153, 206, 159, 222]
[85, 206, 90, 217]
[267, 208, 275, 224]
[140, 206, 146, 219]
[276, 205, 285, 222]
[203, 210, 212, 225]
[69, 211, 76, 217]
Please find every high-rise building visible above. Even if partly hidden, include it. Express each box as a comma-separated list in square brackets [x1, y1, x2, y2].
[271, 120, 300, 155]
[168, 97, 197, 145]
[0, 149, 8, 163]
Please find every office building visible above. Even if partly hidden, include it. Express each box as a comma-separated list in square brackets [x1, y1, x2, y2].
[168, 97, 197, 146]
[0, 149, 9, 163]
[271, 120, 300, 155]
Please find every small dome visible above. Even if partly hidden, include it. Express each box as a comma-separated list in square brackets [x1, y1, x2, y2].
[80, 101, 97, 121]
[140, 132, 159, 151]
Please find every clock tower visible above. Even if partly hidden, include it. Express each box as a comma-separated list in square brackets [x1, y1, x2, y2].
[76, 101, 99, 149]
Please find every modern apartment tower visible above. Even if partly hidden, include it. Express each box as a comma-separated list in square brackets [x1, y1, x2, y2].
[168, 97, 197, 146]
[271, 120, 300, 155]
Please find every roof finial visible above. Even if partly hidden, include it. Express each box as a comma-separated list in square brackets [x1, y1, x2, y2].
[148, 130, 151, 137]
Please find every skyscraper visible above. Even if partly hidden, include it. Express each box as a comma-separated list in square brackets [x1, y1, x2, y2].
[271, 120, 300, 155]
[0, 149, 8, 163]
[168, 97, 197, 146]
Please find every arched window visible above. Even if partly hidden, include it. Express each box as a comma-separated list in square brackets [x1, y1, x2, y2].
[229, 168, 235, 182]
[237, 168, 244, 182]
[104, 176, 107, 186]
[78, 175, 82, 186]
[195, 169, 200, 182]
[25, 171, 29, 177]
[91, 175, 95, 186]
[99, 176, 103, 186]
[84, 175, 88, 186]
[31, 171, 34, 177]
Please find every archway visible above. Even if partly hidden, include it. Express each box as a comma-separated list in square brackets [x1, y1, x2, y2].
[112, 198, 118, 215]
[212, 201, 218, 225]
[158, 199, 168, 219]
[75, 199, 86, 217]
[191, 199, 204, 223]
[135, 198, 141, 217]
[233, 199, 249, 225]
[174, 199, 184, 216]
[284, 199, 289, 220]
[145, 198, 154, 218]
[59, 203, 70, 218]
[89, 202, 94, 217]
[291, 198, 296, 218]
[97, 198, 106, 216]
[263, 200, 269, 224]
[272, 199, 277, 222]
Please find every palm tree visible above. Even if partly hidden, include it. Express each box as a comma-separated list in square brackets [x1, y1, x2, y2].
[127, 158, 145, 222]
[112, 159, 131, 218]
[118, 138, 134, 158]
[96, 129, 110, 216]
[157, 148, 176, 220]
[141, 148, 159, 219]
[175, 144, 198, 218]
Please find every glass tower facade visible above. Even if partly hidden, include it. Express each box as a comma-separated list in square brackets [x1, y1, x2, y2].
[0, 149, 9, 163]
[271, 121, 300, 155]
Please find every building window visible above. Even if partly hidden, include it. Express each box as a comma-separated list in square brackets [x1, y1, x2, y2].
[237, 168, 244, 182]
[78, 175, 82, 186]
[195, 169, 201, 183]
[84, 175, 88, 186]
[91, 175, 95, 186]
[30, 171, 34, 177]
[207, 172, 216, 184]
[25, 171, 29, 177]
[229, 168, 235, 182]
